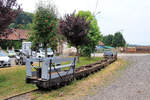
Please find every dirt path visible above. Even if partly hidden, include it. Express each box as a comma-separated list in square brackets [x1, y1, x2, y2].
[81, 55, 150, 100]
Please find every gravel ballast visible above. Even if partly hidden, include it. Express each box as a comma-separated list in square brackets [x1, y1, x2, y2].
[81, 55, 150, 100]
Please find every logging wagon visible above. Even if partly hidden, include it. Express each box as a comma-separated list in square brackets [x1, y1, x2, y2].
[25, 51, 117, 89]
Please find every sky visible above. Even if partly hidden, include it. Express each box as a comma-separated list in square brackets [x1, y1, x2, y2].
[17, 0, 150, 45]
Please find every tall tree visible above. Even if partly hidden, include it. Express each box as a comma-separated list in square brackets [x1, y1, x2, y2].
[29, 2, 58, 57]
[112, 32, 126, 47]
[102, 34, 114, 46]
[59, 13, 90, 59]
[77, 11, 102, 57]
[0, 0, 21, 34]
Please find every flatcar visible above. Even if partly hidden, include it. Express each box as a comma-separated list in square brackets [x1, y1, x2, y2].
[25, 55, 117, 89]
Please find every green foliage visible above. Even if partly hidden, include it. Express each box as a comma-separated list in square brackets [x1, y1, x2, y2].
[0, 40, 22, 50]
[112, 32, 126, 47]
[9, 11, 34, 30]
[77, 11, 102, 57]
[25, 23, 33, 30]
[102, 34, 114, 46]
[29, 2, 58, 55]
[8, 23, 16, 28]
[15, 12, 33, 25]
[17, 24, 25, 29]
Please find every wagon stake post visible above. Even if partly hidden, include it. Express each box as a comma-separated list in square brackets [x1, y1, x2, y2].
[49, 59, 52, 84]
[73, 57, 76, 80]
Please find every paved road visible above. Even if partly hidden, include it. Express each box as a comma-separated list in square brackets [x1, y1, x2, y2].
[82, 55, 150, 100]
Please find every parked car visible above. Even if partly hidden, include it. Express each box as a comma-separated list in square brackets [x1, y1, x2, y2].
[8, 50, 17, 57]
[14, 49, 21, 55]
[0, 52, 11, 67]
[36, 48, 54, 58]
[103, 50, 113, 58]
[15, 51, 27, 65]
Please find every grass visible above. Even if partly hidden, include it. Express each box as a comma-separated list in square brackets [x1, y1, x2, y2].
[76, 57, 103, 68]
[0, 57, 102, 99]
[0, 66, 37, 99]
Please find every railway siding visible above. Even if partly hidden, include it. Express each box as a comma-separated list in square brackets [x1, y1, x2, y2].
[5, 57, 117, 100]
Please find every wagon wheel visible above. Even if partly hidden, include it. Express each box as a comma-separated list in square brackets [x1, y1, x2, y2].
[19, 60, 22, 65]
[15, 60, 19, 65]
[36, 84, 45, 90]
[0, 62, 3, 68]
[19, 58, 24, 65]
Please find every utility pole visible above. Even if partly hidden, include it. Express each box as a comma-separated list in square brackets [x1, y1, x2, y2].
[94, 0, 99, 15]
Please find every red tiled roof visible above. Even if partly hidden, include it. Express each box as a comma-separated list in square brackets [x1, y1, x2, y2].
[0, 29, 29, 40]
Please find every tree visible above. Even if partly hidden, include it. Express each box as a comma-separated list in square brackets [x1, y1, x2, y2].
[102, 34, 114, 46]
[9, 11, 34, 29]
[77, 11, 102, 57]
[9, 11, 34, 30]
[112, 32, 126, 47]
[59, 12, 90, 59]
[0, 0, 21, 34]
[15, 12, 33, 26]
[29, 2, 58, 57]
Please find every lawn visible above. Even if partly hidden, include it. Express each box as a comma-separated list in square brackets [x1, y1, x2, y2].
[0, 57, 103, 99]
[0, 66, 37, 99]
[76, 57, 103, 68]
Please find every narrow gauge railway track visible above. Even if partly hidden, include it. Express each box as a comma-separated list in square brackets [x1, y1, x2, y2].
[5, 57, 117, 99]
[4, 89, 38, 100]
